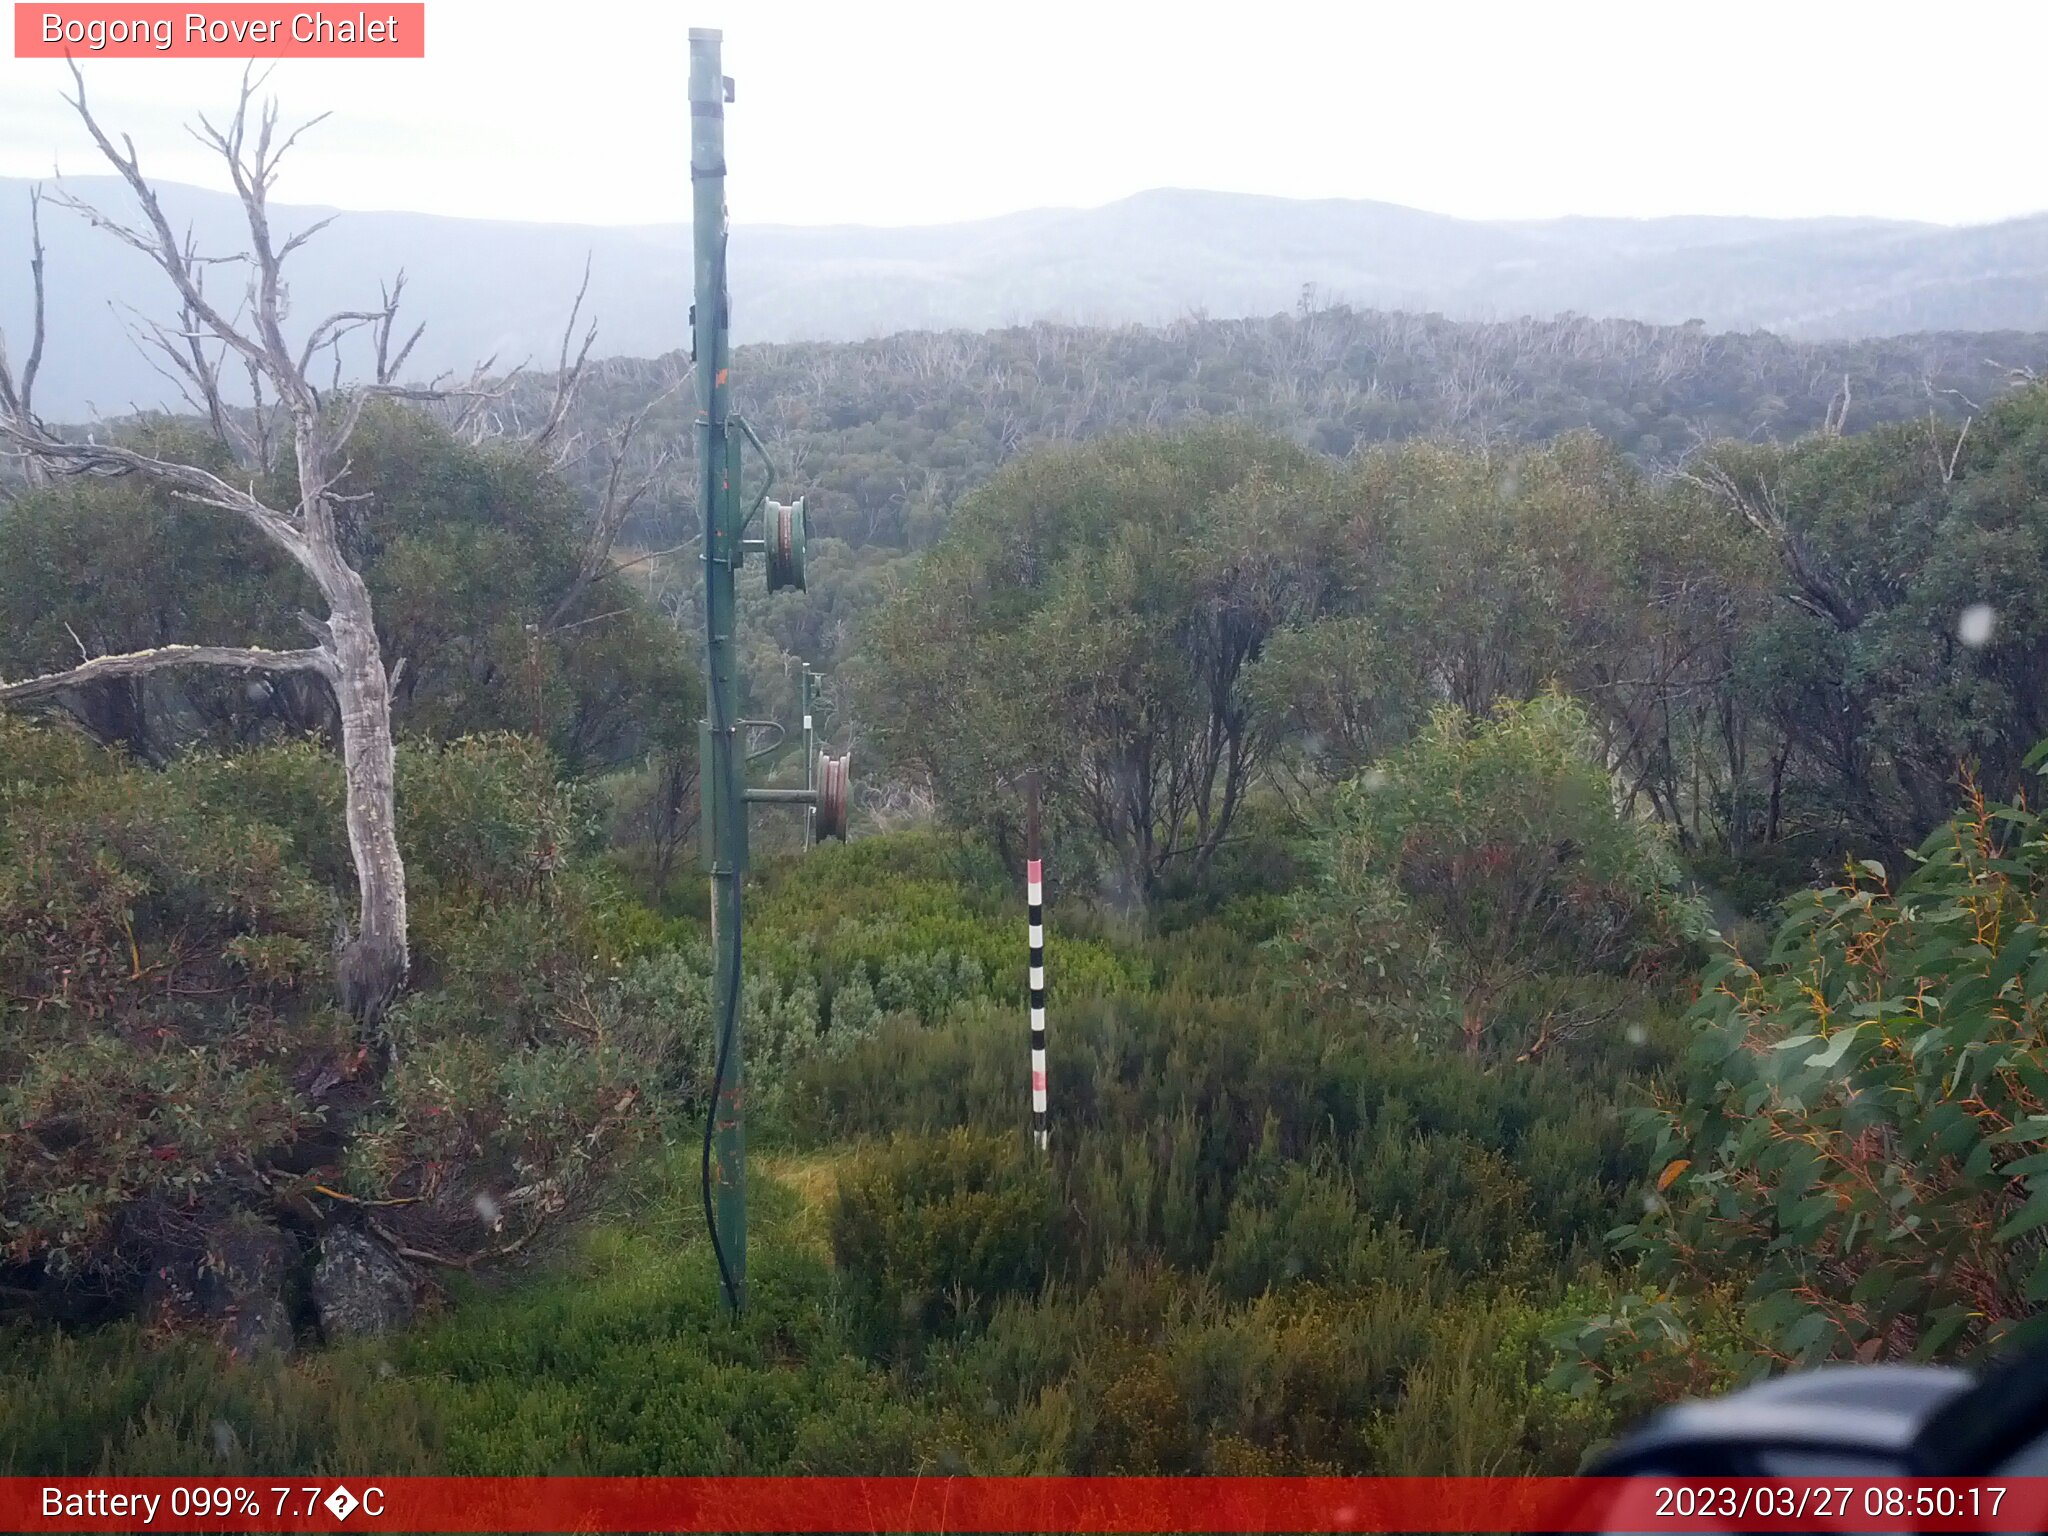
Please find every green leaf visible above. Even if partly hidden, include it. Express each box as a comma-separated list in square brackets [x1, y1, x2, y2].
[1911, 1027, 1953, 1058]
[1783, 1310, 1835, 1357]
[2024, 1250, 2048, 1305]
[1919, 1305, 1972, 1358]
[1806, 1025, 1865, 1071]
[1990, 925, 2039, 999]
[1996, 1191, 2048, 1244]
[1964, 1136, 2000, 1179]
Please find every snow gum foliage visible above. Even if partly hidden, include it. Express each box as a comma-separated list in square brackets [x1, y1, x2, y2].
[1279, 694, 1698, 1058]
[1598, 749, 2048, 1369]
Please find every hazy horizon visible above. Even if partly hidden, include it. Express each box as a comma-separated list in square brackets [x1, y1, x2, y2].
[2, 0, 2045, 230]
[19, 170, 2042, 235]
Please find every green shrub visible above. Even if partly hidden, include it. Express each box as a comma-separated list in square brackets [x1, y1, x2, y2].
[1279, 693, 1699, 1058]
[1541, 1281, 1752, 1432]
[0, 719, 664, 1295]
[829, 1129, 1061, 1362]
[0, 719, 345, 1280]
[0, 1322, 443, 1475]
[1207, 1157, 1448, 1301]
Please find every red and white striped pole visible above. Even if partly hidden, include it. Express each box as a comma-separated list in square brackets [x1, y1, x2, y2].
[1026, 769, 1048, 1151]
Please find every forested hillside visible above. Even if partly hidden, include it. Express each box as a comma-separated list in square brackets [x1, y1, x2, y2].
[14, 176, 2048, 418]
[558, 305, 2048, 554]
[510, 309, 2048, 886]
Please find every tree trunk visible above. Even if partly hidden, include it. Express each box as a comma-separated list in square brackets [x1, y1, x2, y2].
[325, 569, 409, 1027]
[1766, 744, 1789, 845]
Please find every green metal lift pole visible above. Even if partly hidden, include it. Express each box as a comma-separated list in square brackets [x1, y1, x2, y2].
[691, 26, 746, 1313]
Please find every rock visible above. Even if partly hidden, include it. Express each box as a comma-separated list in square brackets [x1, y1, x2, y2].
[196, 1222, 298, 1317]
[311, 1225, 414, 1340]
[225, 1296, 296, 1358]
[139, 1256, 201, 1331]
[145, 1216, 303, 1356]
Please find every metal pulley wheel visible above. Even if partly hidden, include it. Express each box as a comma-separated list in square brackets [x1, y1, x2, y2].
[815, 750, 850, 841]
[765, 497, 808, 593]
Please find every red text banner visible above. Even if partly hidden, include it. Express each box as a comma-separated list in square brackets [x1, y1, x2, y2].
[5, 1477, 2048, 1532]
[14, 5, 425, 58]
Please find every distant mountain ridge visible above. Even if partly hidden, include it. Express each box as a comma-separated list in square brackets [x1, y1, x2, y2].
[4, 177, 2048, 418]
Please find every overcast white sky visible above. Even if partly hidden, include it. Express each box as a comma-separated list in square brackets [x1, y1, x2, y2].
[2, 0, 2044, 228]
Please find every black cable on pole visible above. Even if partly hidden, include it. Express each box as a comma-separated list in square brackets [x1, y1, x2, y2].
[701, 878, 742, 1311]
[699, 224, 743, 1313]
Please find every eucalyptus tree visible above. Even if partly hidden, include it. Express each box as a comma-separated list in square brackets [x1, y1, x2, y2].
[862, 425, 1342, 902]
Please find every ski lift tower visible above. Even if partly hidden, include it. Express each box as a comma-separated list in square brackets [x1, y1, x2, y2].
[690, 27, 851, 1314]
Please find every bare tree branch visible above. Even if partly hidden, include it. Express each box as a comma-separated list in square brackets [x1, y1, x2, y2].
[50, 62, 280, 393]
[530, 255, 597, 459]
[0, 426, 312, 554]
[0, 643, 332, 704]
[1822, 372, 1852, 436]
[296, 307, 385, 382]
[1939, 411, 1972, 485]
[543, 379, 683, 631]
[372, 273, 424, 385]
[1925, 378, 1982, 415]
[1680, 452, 1864, 632]
[122, 289, 272, 466]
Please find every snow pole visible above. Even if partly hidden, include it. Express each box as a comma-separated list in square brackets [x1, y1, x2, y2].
[1026, 770, 1048, 1151]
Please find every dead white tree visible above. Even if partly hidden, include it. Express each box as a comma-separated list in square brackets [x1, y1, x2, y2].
[1822, 372, 1853, 437]
[0, 187, 48, 491]
[0, 66, 506, 1027]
